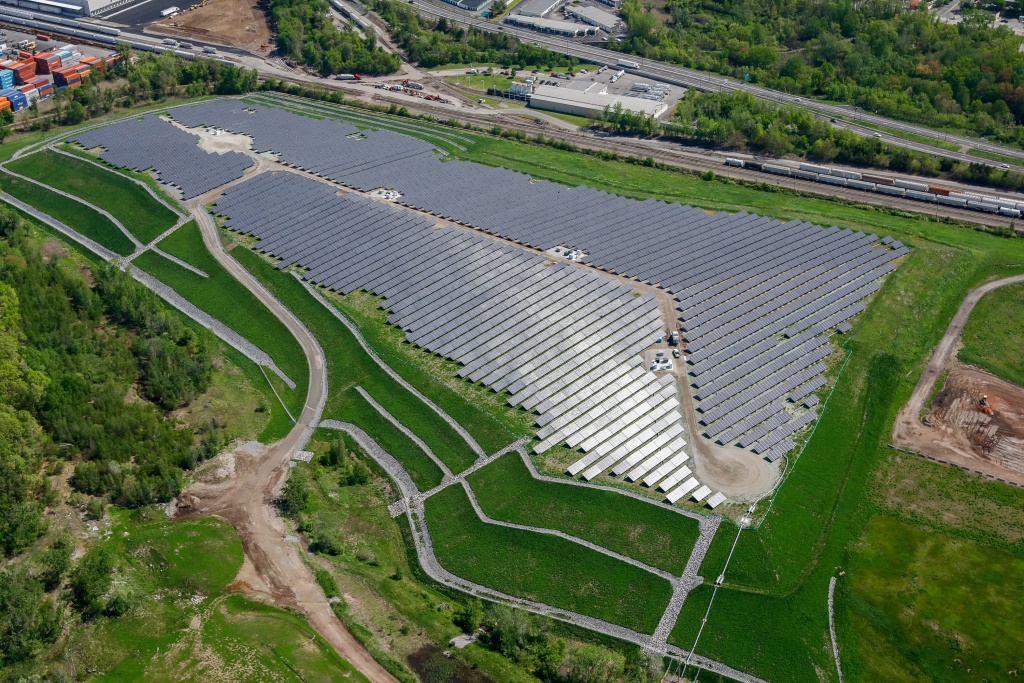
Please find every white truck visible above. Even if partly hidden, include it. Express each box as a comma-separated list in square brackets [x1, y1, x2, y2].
[616, 58, 639, 69]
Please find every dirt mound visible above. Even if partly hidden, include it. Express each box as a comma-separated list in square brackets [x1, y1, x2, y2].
[149, 0, 271, 51]
[896, 363, 1024, 484]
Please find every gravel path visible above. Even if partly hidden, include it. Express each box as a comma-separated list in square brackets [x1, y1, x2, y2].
[458, 478, 677, 581]
[355, 385, 454, 478]
[1, 192, 118, 260]
[0, 163, 143, 252]
[296, 274, 487, 456]
[829, 576, 844, 683]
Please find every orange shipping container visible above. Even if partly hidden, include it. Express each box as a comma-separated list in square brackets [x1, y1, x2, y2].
[928, 185, 952, 196]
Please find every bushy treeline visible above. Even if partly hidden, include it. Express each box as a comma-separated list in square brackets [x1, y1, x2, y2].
[454, 601, 658, 683]
[271, 0, 400, 75]
[372, 0, 579, 69]
[0, 209, 220, 518]
[617, 0, 1024, 146]
[672, 90, 1024, 190]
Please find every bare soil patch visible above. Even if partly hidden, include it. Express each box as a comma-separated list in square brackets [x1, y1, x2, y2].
[908, 363, 1024, 482]
[149, 0, 272, 51]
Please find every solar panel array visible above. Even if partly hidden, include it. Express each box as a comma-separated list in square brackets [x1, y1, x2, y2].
[214, 172, 691, 489]
[160, 100, 905, 460]
[69, 114, 254, 199]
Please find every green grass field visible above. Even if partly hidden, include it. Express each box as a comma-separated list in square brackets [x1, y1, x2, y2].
[63, 509, 366, 681]
[967, 147, 1021, 165]
[958, 282, 1024, 386]
[425, 484, 673, 634]
[133, 222, 309, 439]
[841, 516, 1024, 681]
[7, 149, 178, 244]
[0, 170, 135, 256]
[468, 452, 700, 575]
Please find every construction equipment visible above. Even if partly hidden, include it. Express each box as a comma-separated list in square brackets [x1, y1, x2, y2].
[978, 395, 993, 415]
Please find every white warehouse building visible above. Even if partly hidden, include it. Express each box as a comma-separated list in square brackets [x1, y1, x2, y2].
[529, 83, 667, 119]
[563, 4, 621, 32]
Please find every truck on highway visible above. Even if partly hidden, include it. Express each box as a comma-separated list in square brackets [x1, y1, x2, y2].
[335, 73, 362, 80]
[203, 46, 217, 54]
[616, 58, 639, 69]
[162, 38, 179, 46]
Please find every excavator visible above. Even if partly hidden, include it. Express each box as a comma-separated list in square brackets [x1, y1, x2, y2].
[978, 395, 993, 415]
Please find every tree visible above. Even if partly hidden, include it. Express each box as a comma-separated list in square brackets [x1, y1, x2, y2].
[70, 546, 114, 616]
[0, 567, 61, 664]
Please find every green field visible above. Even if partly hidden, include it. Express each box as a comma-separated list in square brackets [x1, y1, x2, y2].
[0, 170, 135, 256]
[967, 147, 1021, 166]
[7, 149, 178, 243]
[468, 452, 700, 575]
[958, 282, 1024, 386]
[133, 225, 308, 440]
[840, 516, 1024, 682]
[425, 484, 673, 634]
[63, 510, 366, 681]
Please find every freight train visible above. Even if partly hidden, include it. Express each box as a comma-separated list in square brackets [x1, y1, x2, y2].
[725, 158, 1022, 217]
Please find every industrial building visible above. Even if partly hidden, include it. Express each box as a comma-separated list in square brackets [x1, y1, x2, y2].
[504, 14, 595, 35]
[438, 0, 492, 12]
[528, 83, 667, 119]
[563, 4, 621, 31]
[515, 0, 561, 17]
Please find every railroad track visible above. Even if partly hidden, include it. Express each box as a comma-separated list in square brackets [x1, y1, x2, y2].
[320, 87, 1018, 231]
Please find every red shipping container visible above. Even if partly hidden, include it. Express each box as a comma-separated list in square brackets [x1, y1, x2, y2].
[17, 85, 35, 94]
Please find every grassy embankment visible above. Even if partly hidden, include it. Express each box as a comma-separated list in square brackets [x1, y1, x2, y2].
[6, 149, 178, 243]
[55, 509, 366, 681]
[225, 243, 482, 479]
[289, 430, 555, 683]
[468, 452, 700, 575]
[425, 484, 673, 633]
[0, 170, 135, 256]
[958, 282, 1024, 386]
[133, 221, 308, 442]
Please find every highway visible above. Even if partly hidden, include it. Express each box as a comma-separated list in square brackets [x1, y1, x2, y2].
[405, 0, 1024, 167]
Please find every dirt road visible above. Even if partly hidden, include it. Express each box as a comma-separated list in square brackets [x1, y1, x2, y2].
[173, 205, 400, 683]
[893, 273, 1024, 464]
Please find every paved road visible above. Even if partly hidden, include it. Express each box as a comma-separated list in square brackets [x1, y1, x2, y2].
[402, 0, 1024, 168]
[893, 272, 1024, 445]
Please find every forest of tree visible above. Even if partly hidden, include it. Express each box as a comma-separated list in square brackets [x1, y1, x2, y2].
[670, 90, 1024, 189]
[270, 0, 400, 75]
[616, 0, 1024, 147]
[372, 0, 579, 69]
[0, 207, 228, 670]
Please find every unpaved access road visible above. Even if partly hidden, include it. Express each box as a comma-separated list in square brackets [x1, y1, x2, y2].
[893, 273, 1024, 471]
[172, 204, 400, 683]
